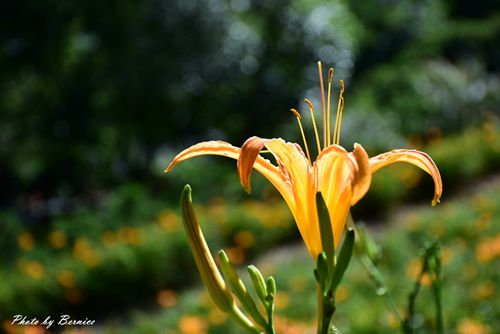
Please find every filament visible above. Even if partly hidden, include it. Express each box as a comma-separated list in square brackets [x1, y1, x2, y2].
[291, 108, 312, 165]
[304, 98, 322, 156]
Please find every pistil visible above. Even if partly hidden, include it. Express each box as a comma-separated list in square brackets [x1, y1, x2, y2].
[326, 68, 334, 147]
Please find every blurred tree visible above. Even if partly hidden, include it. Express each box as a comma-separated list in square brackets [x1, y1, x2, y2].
[0, 0, 316, 204]
[1, 0, 498, 210]
[342, 0, 500, 148]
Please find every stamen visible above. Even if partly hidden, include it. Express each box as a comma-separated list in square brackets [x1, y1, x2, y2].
[304, 98, 322, 156]
[317, 62, 327, 148]
[327, 68, 334, 147]
[291, 108, 312, 165]
[333, 80, 345, 145]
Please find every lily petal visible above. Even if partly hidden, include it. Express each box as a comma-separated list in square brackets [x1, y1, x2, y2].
[349, 143, 372, 205]
[369, 149, 443, 206]
[165, 140, 296, 217]
[265, 138, 318, 256]
[165, 141, 241, 173]
[238, 136, 269, 193]
[315, 145, 353, 248]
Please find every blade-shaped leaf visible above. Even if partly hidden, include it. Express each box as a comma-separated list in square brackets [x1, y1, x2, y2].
[316, 192, 335, 282]
[330, 229, 355, 291]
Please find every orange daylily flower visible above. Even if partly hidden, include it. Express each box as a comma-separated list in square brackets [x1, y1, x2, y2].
[165, 62, 442, 258]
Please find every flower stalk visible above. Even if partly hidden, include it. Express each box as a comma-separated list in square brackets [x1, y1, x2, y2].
[181, 185, 278, 334]
[180, 185, 260, 334]
[403, 241, 443, 334]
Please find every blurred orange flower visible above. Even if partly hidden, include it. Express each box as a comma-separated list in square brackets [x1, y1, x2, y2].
[17, 232, 35, 251]
[457, 319, 491, 334]
[178, 315, 207, 334]
[475, 234, 500, 263]
[157, 289, 178, 308]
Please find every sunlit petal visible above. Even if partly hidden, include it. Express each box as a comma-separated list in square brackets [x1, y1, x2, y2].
[165, 140, 294, 207]
[369, 149, 443, 206]
[264, 139, 318, 255]
[165, 141, 241, 173]
[314, 145, 353, 247]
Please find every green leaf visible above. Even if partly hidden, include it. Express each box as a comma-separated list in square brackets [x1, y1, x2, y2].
[330, 229, 355, 291]
[316, 252, 329, 291]
[316, 192, 335, 268]
[316, 191, 335, 286]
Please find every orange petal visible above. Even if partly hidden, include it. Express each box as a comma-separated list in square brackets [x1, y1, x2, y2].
[164, 141, 241, 173]
[165, 140, 295, 213]
[238, 136, 269, 193]
[369, 149, 443, 206]
[349, 143, 372, 205]
[314, 145, 353, 248]
[265, 139, 317, 256]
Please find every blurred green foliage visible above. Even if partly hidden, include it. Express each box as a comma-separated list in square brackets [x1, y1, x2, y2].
[0, 127, 498, 329]
[0, 185, 296, 322]
[1, 0, 498, 203]
[1, 0, 499, 332]
[90, 175, 499, 334]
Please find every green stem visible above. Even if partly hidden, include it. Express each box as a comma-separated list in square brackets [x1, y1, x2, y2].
[317, 284, 336, 334]
[229, 305, 262, 334]
[266, 302, 276, 334]
[405, 242, 444, 334]
[404, 266, 425, 334]
[359, 255, 403, 328]
[430, 244, 444, 334]
[432, 279, 444, 334]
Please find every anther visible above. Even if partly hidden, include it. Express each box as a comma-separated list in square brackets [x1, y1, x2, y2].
[290, 108, 301, 120]
[305, 98, 314, 111]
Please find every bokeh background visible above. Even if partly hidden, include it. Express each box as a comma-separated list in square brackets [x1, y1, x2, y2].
[1, 0, 499, 333]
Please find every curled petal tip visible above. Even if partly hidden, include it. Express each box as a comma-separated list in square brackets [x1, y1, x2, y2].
[241, 181, 252, 194]
[237, 136, 268, 194]
[164, 162, 175, 174]
[369, 148, 442, 209]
